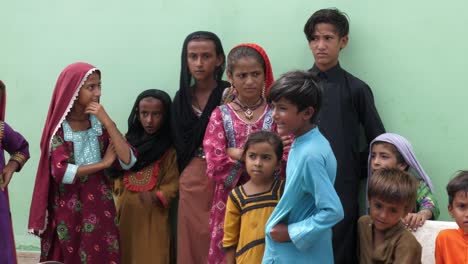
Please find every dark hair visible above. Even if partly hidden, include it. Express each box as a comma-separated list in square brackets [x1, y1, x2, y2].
[227, 46, 265, 74]
[447, 170, 468, 206]
[372, 141, 408, 168]
[241, 131, 283, 163]
[181, 31, 226, 83]
[304, 8, 349, 41]
[368, 168, 418, 210]
[267, 70, 322, 124]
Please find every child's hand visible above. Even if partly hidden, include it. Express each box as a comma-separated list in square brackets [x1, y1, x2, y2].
[281, 135, 293, 151]
[138, 191, 161, 207]
[227, 148, 243, 161]
[270, 223, 291, 242]
[402, 210, 431, 231]
[85, 102, 111, 127]
[102, 143, 117, 168]
[0, 161, 19, 191]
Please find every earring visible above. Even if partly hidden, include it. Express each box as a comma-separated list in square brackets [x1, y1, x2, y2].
[262, 85, 265, 98]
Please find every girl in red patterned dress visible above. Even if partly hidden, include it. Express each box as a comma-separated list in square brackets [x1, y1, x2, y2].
[29, 62, 136, 264]
[204, 43, 284, 264]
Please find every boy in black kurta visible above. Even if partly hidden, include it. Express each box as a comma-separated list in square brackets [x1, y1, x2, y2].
[304, 8, 385, 264]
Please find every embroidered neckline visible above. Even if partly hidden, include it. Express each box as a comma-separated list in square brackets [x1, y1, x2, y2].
[123, 159, 161, 192]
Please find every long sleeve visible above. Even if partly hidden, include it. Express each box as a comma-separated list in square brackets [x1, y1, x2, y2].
[416, 181, 440, 219]
[50, 132, 77, 184]
[3, 122, 30, 171]
[223, 191, 241, 250]
[288, 153, 344, 250]
[154, 148, 179, 208]
[203, 107, 239, 186]
[394, 235, 422, 264]
[354, 82, 385, 142]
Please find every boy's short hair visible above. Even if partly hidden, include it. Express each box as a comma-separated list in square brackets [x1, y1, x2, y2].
[304, 8, 349, 42]
[267, 70, 322, 124]
[368, 168, 418, 211]
[447, 170, 468, 206]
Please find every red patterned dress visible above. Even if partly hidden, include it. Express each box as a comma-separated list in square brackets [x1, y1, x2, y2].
[40, 115, 135, 264]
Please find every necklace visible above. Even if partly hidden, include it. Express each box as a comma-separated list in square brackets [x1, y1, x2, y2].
[232, 97, 264, 120]
[67, 115, 89, 122]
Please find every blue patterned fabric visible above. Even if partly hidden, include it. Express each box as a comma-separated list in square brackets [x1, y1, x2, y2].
[62, 115, 103, 184]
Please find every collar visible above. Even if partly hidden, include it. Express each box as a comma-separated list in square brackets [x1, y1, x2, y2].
[310, 63, 343, 81]
[293, 126, 319, 145]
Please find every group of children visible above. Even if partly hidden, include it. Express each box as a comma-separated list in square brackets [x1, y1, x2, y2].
[0, 7, 465, 264]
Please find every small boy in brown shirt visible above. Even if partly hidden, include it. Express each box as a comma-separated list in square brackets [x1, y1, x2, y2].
[358, 168, 422, 264]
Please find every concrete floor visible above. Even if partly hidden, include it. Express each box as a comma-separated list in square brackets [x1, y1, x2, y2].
[17, 251, 40, 264]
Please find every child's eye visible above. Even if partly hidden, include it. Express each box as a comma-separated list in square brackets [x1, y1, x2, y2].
[248, 153, 256, 159]
[374, 203, 382, 209]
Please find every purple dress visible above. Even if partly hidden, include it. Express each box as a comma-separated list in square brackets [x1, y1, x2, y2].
[0, 121, 30, 264]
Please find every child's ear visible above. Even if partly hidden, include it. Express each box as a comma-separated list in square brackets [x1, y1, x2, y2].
[340, 36, 349, 50]
[226, 71, 234, 84]
[448, 204, 454, 218]
[302, 106, 315, 121]
[397, 162, 409, 172]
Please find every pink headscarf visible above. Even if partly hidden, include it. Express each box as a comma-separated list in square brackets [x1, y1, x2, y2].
[232, 43, 275, 93]
[28, 62, 100, 235]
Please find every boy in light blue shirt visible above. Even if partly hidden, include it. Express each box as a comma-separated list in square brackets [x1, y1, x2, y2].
[262, 70, 344, 263]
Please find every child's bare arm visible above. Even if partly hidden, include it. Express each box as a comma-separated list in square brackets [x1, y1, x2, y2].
[85, 102, 132, 164]
[225, 249, 236, 264]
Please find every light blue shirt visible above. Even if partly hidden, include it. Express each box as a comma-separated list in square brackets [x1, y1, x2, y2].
[62, 115, 136, 184]
[262, 127, 344, 264]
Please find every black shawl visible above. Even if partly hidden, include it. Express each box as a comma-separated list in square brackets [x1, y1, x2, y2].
[171, 31, 229, 171]
[127, 89, 173, 172]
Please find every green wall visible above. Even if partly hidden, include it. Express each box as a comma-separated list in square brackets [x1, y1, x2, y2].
[1, 0, 466, 249]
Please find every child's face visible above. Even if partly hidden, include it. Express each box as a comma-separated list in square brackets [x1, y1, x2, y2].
[187, 39, 222, 82]
[370, 143, 407, 174]
[227, 57, 264, 102]
[448, 191, 468, 233]
[308, 23, 348, 72]
[76, 72, 101, 108]
[272, 98, 313, 137]
[369, 197, 408, 232]
[138, 97, 164, 136]
[245, 142, 279, 182]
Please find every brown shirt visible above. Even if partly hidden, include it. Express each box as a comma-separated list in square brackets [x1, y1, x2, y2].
[357, 215, 422, 264]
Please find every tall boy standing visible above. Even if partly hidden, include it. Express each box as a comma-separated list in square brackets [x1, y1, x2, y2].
[304, 8, 385, 263]
[262, 70, 343, 264]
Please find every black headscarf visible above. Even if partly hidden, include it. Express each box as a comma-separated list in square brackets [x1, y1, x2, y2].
[171, 31, 230, 171]
[127, 89, 173, 172]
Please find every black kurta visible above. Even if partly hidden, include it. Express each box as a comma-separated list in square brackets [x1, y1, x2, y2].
[310, 63, 385, 264]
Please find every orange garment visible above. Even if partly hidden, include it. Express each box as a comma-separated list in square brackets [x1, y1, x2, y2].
[436, 228, 468, 264]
